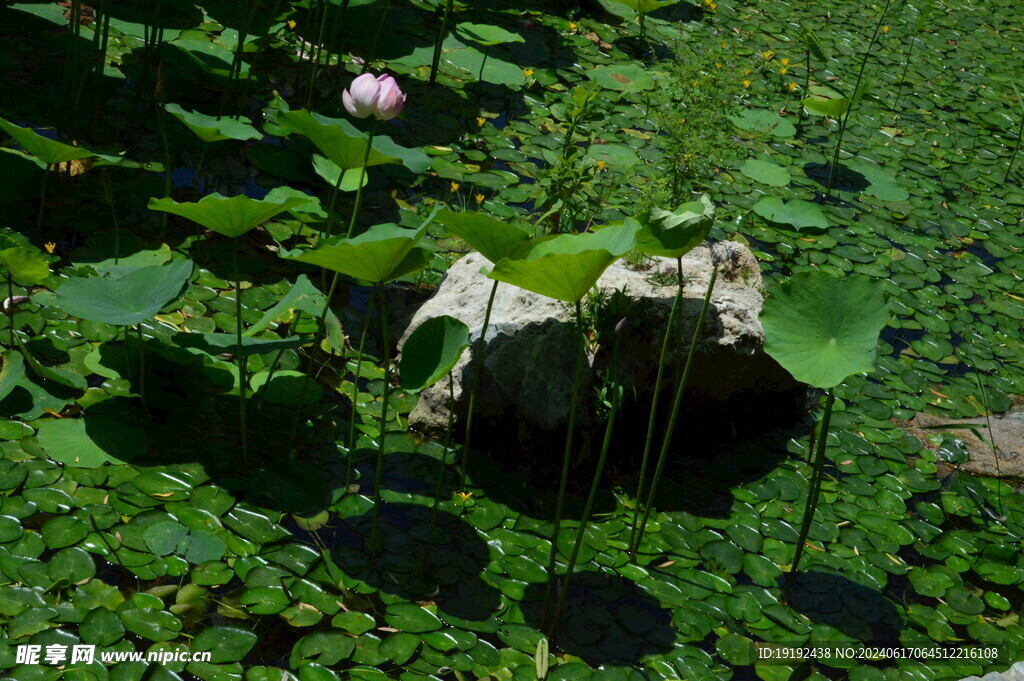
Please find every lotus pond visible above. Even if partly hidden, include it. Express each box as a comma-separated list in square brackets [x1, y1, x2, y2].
[1, 0, 1023, 680]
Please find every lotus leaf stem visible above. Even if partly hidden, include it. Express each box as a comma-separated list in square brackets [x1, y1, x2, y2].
[630, 266, 718, 561]
[460, 279, 499, 491]
[788, 389, 835, 578]
[539, 300, 586, 630]
[368, 282, 393, 561]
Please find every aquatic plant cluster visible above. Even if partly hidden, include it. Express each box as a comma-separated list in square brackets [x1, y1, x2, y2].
[0, 0, 1022, 680]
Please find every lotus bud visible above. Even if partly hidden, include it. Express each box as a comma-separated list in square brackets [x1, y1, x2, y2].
[373, 74, 406, 121]
[615, 317, 628, 335]
[343, 73, 381, 119]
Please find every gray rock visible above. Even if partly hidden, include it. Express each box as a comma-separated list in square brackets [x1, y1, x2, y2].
[902, 406, 1024, 479]
[959, 661, 1024, 681]
[396, 240, 795, 438]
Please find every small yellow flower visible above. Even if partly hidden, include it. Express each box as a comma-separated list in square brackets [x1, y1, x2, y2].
[287, 19, 296, 29]
[761, 50, 774, 60]
[476, 117, 486, 127]
[721, 40, 728, 48]
[456, 491, 473, 502]
[523, 68, 534, 77]
[788, 82, 799, 92]
[677, 117, 687, 125]
[743, 68, 752, 76]
[715, 62, 722, 69]
[596, 160, 607, 171]
[450, 182, 460, 192]
[780, 67, 788, 75]
[707, 1, 716, 9]
[743, 79, 752, 88]
[692, 79, 699, 87]
[882, 25, 889, 34]
[44, 242, 56, 254]
[568, 22, 577, 30]
[475, 193, 485, 204]
[781, 58, 790, 67]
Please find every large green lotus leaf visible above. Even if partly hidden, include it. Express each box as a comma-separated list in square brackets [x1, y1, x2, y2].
[633, 194, 714, 257]
[488, 221, 640, 302]
[752, 197, 829, 231]
[0, 352, 25, 402]
[0, 247, 50, 285]
[455, 22, 525, 46]
[0, 117, 97, 166]
[148, 194, 311, 238]
[275, 109, 428, 173]
[760, 272, 890, 389]
[801, 86, 850, 118]
[311, 155, 369, 191]
[729, 109, 796, 138]
[740, 159, 791, 187]
[54, 260, 194, 327]
[399, 316, 470, 393]
[37, 417, 146, 468]
[280, 222, 430, 284]
[165, 103, 262, 143]
[589, 64, 656, 93]
[434, 210, 532, 263]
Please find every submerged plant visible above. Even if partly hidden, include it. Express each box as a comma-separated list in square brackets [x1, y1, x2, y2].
[759, 271, 889, 576]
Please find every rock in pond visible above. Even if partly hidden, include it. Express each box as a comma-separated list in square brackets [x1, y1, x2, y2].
[902, 405, 1024, 480]
[396, 241, 798, 443]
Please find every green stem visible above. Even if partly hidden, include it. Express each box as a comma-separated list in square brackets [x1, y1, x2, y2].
[305, 0, 331, 108]
[478, 45, 490, 82]
[796, 48, 810, 136]
[789, 390, 835, 576]
[429, 0, 455, 85]
[825, 0, 893, 200]
[539, 301, 586, 629]
[629, 267, 718, 561]
[136, 324, 148, 414]
[423, 377, 456, 571]
[549, 334, 624, 633]
[234, 242, 249, 468]
[1004, 106, 1024, 184]
[459, 279, 499, 491]
[368, 282, 392, 562]
[346, 123, 377, 238]
[256, 311, 302, 412]
[345, 307, 373, 490]
[7, 274, 15, 348]
[627, 279, 682, 561]
[363, 2, 393, 72]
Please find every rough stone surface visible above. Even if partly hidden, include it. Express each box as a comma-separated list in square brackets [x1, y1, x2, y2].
[902, 405, 1024, 479]
[397, 240, 796, 438]
[958, 660, 1024, 681]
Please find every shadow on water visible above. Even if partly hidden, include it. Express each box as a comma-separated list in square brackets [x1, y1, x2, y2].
[329, 500, 503, 623]
[783, 570, 905, 642]
[519, 570, 676, 665]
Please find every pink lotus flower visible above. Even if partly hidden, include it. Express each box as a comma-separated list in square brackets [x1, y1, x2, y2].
[342, 73, 406, 121]
[373, 74, 406, 121]
[343, 73, 381, 119]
